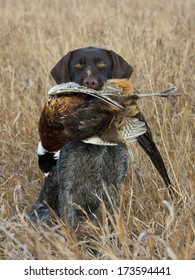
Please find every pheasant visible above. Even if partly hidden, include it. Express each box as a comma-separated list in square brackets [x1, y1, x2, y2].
[38, 79, 179, 195]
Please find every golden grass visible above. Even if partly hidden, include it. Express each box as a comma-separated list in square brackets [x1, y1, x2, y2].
[0, 0, 194, 259]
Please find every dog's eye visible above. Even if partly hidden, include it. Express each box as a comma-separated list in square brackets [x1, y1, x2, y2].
[74, 62, 84, 69]
[96, 61, 107, 68]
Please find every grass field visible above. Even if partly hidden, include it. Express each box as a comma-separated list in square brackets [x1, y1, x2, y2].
[0, 0, 194, 260]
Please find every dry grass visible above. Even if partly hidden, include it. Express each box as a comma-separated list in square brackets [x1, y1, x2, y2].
[0, 0, 194, 260]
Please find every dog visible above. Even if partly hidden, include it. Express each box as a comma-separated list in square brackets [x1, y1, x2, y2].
[30, 47, 133, 228]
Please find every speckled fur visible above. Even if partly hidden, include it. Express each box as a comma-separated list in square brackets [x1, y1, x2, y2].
[30, 141, 128, 228]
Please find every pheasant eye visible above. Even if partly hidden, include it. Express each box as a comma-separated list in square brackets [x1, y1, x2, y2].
[74, 62, 84, 69]
[97, 61, 107, 68]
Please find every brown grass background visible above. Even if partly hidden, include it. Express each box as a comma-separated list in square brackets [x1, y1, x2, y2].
[0, 0, 194, 260]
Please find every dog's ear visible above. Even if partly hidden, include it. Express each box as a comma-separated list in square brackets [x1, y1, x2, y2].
[108, 50, 133, 79]
[50, 51, 72, 84]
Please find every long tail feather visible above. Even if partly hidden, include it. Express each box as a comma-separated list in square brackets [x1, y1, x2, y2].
[136, 113, 174, 195]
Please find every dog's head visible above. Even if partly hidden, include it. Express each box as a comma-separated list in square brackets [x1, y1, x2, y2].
[51, 46, 133, 90]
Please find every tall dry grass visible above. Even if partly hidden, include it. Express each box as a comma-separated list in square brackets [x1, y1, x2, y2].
[0, 0, 194, 259]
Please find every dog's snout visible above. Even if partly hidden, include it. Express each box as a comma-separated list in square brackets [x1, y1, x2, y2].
[83, 77, 99, 90]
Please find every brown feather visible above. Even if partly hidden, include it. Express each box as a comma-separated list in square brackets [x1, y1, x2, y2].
[39, 79, 141, 152]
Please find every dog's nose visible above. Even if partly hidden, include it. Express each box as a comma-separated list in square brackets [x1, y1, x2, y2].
[83, 77, 99, 90]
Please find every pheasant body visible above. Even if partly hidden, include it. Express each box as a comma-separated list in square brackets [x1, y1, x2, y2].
[39, 94, 116, 152]
[39, 79, 144, 152]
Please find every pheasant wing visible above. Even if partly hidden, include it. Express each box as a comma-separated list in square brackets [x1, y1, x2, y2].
[48, 82, 124, 110]
[83, 117, 147, 145]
